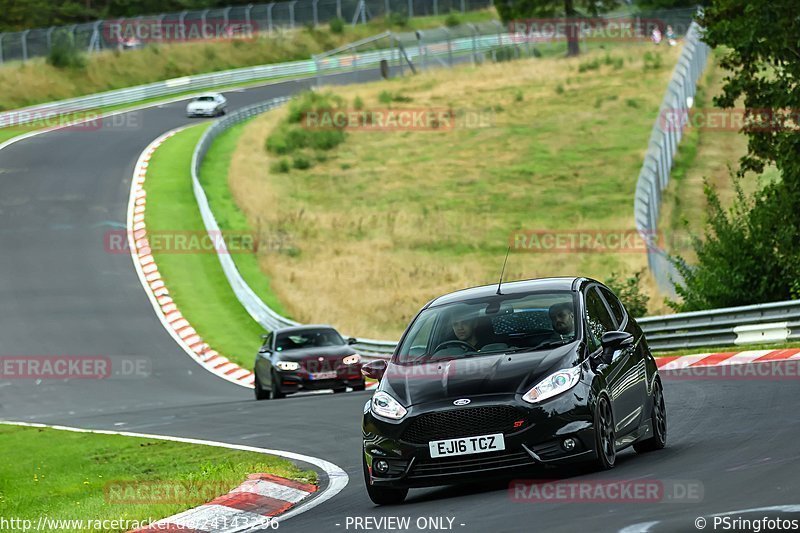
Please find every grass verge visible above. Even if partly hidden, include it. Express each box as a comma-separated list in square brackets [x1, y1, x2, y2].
[143, 124, 271, 368]
[0, 424, 315, 532]
[227, 43, 684, 339]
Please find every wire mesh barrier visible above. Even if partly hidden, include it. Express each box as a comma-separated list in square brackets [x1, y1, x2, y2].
[0, 0, 494, 65]
[633, 20, 711, 295]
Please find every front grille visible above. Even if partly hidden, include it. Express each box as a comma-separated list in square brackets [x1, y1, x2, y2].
[401, 406, 529, 444]
[408, 450, 535, 479]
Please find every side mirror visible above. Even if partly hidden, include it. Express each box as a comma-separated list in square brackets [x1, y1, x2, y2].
[599, 331, 634, 363]
[347, 337, 358, 345]
[361, 360, 387, 380]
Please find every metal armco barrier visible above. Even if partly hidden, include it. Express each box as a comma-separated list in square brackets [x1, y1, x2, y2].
[639, 300, 800, 351]
[633, 20, 711, 295]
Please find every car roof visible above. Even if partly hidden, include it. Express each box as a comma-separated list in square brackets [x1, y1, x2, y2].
[270, 324, 340, 335]
[426, 277, 589, 308]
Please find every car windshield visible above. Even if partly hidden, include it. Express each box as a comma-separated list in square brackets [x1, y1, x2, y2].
[396, 291, 577, 363]
[275, 328, 345, 351]
[195, 96, 216, 102]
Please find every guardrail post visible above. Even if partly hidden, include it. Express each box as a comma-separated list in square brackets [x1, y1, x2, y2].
[21, 30, 30, 62]
[312, 0, 319, 26]
[289, 1, 297, 29]
[267, 3, 275, 34]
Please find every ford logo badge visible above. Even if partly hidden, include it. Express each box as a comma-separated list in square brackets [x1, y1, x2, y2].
[453, 399, 471, 406]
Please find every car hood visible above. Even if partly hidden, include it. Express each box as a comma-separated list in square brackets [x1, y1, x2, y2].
[275, 345, 356, 362]
[382, 343, 581, 406]
[187, 102, 216, 110]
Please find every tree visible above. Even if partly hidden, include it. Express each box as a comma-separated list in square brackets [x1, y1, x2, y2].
[494, 0, 620, 56]
[667, 0, 800, 310]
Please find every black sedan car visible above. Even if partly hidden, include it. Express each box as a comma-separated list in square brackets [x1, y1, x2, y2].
[254, 325, 365, 400]
[361, 277, 666, 504]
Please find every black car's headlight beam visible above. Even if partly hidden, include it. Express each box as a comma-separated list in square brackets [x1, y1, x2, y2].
[522, 366, 581, 404]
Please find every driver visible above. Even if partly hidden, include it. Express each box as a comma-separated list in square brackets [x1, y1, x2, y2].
[451, 309, 481, 351]
[549, 302, 575, 338]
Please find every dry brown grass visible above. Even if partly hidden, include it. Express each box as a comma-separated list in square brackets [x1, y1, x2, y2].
[229, 44, 683, 337]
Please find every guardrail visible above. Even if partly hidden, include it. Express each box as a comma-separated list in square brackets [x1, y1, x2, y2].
[639, 300, 800, 351]
[633, 20, 711, 294]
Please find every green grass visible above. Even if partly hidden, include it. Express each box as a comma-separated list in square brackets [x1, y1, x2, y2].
[0, 424, 315, 532]
[144, 124, 271, 368]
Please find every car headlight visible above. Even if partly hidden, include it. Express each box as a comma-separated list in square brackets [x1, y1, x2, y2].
[371, 391, 407, 420]
[275, 361, 300, 371]
[522, 366, 581, 404]
[343, 354, 361, 365]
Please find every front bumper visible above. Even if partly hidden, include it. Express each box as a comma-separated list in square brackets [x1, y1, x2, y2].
[363, 386, 597, 489]
[186, 108, 218, 117]
[277, 364, 364, 394]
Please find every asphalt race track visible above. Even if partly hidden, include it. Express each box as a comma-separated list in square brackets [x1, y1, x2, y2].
[1, 68, 799, 533]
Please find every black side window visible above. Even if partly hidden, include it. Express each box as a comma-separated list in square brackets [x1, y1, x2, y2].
[584, 288, 616, 352]
[261, 333, 273, 350]
[599, 287, 626, 327]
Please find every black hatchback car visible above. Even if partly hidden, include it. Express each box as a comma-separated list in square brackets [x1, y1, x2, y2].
[361, 277, 666, 504]
[254, 325, 365, 400]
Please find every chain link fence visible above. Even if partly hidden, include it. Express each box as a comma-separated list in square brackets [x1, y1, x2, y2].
[633, 20, 710, 295]
[0, 0, 493, 65]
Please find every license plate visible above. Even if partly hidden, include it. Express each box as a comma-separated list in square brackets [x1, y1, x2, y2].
[310, 371, 337, 380]
[429, 433, 505, 458]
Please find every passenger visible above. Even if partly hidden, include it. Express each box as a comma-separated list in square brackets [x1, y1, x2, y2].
[549, 302, 576, 338]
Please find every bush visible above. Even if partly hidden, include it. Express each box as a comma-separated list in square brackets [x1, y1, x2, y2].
[445, 12, 461, 28]
[329, 17, 345, 34]
[266, 90, 347, 156]
[492, 46, 519, 63]
[292, 154, 311, 170]
[555, 84, 565, 95]
[387, 12, 408, 27]
[47, 31, 86, 69]
[270, 158, 290, 174]
[353, 96, 364, 110]
[604, 270, 650, 318]
[578, 57, 600, 73]
[643, 51, 663, 70]
[377, 90, 412, 104]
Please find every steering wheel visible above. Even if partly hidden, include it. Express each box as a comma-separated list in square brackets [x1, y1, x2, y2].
[432, 340, 475, 354]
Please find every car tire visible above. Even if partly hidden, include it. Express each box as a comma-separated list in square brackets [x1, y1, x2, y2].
[270, 372, 286, 400]
[352, 382, 366, 392]
[593, 394, 616, 470]
[362, 455, 407, 505]
[633, 378, 667, 453]
[254, 371, 270, 401]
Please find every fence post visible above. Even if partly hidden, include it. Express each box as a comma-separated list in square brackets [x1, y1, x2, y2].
[21, 30, 30, 62]
[267, 3, 275, 34]
[46, 26, 55, 52]
[408, 0, 413, 18]
[0, 34, 4, 65]
[441, 26, 453, 66]
[385, 0, 391, 17]
[312, 0, 319, 26]
[468, 23, 477, 64]
[337, 0, 342, 20]
[433, 0, 438, 16]
[245, 4, 253, 29]
[461, 0, 466, 13]
[201, 9, 209, 38]
[289, 1, 297, 29]
[223, 6, 231, 26]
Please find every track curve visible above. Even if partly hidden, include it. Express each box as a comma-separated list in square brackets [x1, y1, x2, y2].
[1, 68, 799, 533]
